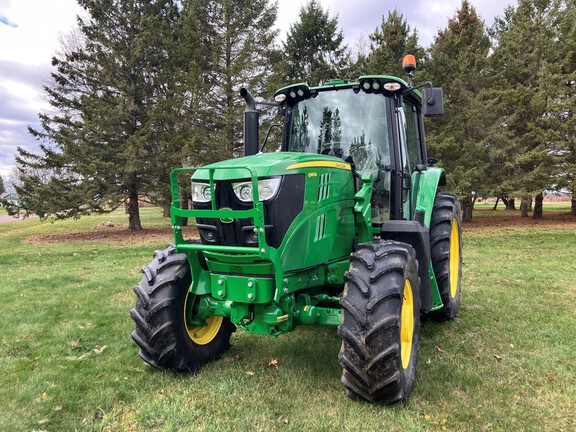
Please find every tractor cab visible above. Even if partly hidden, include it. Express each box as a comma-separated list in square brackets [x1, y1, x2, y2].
[266, 64, 444, 224]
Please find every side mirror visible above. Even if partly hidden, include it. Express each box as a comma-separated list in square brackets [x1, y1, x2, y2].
[422, 87, 444, 116]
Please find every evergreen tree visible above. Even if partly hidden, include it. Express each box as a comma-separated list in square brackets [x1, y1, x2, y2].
[0, 176, 5, 195]
[16, 0, 182, 230]
[551, 1, 576, 215]
[278, 0, 350, 86]
[487, 0, 563, 219]
[332, 108, 342, 152]
[317, 107, 333, 154]
[204, 0, 278, 158]
[151, 0, 220, 215]
[359, 10, 425, 77]
[424, 1, 491, 221]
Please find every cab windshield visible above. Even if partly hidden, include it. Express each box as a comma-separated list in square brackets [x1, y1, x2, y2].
[287, 88, 392, 223]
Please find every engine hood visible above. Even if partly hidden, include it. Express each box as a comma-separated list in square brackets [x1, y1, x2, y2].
[191, 152, 351, 181]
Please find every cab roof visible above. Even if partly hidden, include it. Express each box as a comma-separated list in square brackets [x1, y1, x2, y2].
[273, 75, 422, 105]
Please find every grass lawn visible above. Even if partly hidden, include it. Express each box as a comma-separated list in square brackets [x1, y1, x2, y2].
[0, 208, 575, 431]
[473, 201, 572, 216]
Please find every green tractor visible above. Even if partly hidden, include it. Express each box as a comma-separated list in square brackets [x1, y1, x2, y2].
[130, 56, 462, 404]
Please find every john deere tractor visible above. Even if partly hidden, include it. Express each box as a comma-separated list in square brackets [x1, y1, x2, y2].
[131, 56, 462, 404]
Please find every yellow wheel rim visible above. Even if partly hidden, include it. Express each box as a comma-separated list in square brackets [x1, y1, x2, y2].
[184, 293, 223, 345]
[449, 220, 460, 299]
[400, 280, 414, 370]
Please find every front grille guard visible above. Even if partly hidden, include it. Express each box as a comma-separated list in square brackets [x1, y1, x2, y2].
[170, 166, 272, 258]
[170, 166, 286, 302]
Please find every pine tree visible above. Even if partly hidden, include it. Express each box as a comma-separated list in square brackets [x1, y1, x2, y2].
[487, 0, 564, 219]
[279, 0, 350, 86]
[551, 0, 576, 215]
[359, 10, 425, 77]
[201, 0, 278, 159]
[16, 0, 182, 230]
[149, 0, 220, 216]
[424, 1, 491, 221]
[317, 107, 333, 154]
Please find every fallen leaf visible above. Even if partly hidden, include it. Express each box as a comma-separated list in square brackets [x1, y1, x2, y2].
[546, 375, 556, 382]
[424, 413, 431, 420]
[493, 354, 503, 361]
[93, 345, 107, 354]
[426, 358, 432, 364]
[41, 392, 48, 401]
[19, 294, 28, 298]
[268, 358, 279, 369]
[24, 333, 33, 340]
[246, 371, 255, 377]
[509, 344, 515, 349]
[435, 346, 444, 353]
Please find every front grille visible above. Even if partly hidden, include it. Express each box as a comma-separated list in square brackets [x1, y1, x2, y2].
[194, 174, 305, 249]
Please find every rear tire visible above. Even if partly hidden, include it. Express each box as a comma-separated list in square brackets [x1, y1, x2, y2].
[338, 241, 421, 404]
[428, 192, 462, 321]
[130, 245, 235, 372]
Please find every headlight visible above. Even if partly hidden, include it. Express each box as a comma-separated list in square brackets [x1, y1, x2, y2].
[232, 178, 281, 203]
[191, 182, 215, 203]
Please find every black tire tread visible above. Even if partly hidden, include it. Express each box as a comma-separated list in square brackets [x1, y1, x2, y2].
[428, 192, 462, 321]
[131, 244, 235, 372]
[338, 240, 421, 404]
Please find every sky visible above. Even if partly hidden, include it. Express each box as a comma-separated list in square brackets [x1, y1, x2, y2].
[0, 0, 515, 182]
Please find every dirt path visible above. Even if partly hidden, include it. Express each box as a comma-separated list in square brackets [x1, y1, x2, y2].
[10, 210, 575, 245]
[0, 214, 24, 223]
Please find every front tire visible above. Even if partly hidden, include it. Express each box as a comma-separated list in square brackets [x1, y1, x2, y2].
[428, 192, 463, 321]
[130, 245, 235, 372]
[338, 241, 421, 404]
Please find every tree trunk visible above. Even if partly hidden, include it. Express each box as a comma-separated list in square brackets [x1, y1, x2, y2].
[127, 189, 143, 231]
[178, 191, 191, 227]
[520, 197, 530, 217]
[461, 196, 473, 222]
[162, 203, 170, 218]
[528, 197, 533, 212]
[532, 193, 543, 219]
[503, 197, 516, 210]
[492, 196, 500, 210]
[572, 194, 576, 216]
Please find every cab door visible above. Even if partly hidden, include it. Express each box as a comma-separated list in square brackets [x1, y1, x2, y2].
[397, 96, 424, 220]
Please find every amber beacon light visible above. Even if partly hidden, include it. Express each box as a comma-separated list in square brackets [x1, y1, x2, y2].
[402, 54, 417, 74]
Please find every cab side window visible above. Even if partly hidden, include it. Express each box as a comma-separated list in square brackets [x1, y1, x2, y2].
[403, 101, 422, 169]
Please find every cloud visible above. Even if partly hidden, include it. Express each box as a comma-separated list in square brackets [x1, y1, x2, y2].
[323, 0, 516, 49]
[0, 13, 18, 28]
[0, 59, 52, 87]
[0, 60, 52, 178]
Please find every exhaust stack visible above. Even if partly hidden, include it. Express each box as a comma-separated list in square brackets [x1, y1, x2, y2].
[240, 88, 259, 156]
